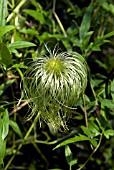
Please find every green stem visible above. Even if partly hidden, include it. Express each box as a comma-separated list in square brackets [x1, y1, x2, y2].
[4, 111, 40, 170]
[7, 0, 27, 22]
[69, 165, 72, 170]
[82, 94, 88, 127]
[90, 79, 98, 106]
[77, 133, 103, 170]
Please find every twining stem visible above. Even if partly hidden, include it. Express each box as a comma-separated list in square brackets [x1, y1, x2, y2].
[4, 111, 41, 170]
[77, 133, 103, 170]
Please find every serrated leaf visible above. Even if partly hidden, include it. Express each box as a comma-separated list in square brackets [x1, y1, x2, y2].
[54, 135, 89, 150]
[9, 120, 23, 138]
[104, 129, 114, 139]
[8, 41, 36, 52]
[0, 43, 13, 66]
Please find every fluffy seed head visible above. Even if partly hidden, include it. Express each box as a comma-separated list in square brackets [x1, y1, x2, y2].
[23, 44, 88, 133]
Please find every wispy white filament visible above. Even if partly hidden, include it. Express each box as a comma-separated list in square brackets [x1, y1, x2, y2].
[23, 44, 88, 133]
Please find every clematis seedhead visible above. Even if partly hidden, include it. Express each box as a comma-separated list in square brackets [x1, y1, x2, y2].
[23, 44, 88, 134]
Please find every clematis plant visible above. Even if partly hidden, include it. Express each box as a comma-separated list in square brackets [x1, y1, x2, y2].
[23, 44, 88, 134]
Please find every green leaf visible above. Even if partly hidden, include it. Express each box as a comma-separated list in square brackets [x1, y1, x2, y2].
[101, 99, 114, 109]
[65, 145, 78, 167]
[95, 60, 107, 70]
[11, 63, 28, 69]
[97, 0, 114, 15]
[20, 28, 38, 35]
[90, 138, 98, 147]
[104, 129, 114, 139]
[0, 26, 15, 39]
[111, 80, 114, 101]
[0, 0, 8, 26]
[81, 126, 91, 137]
[0, 43, 13, 66]
[99, 31, 114, 39]
[70, 159, 78, 167]
[88, 42, 101, 51]
[23, 9, 45, 24]
[54, 135, 89, 150]
[88, 120, 100, 137]
[71, 38, 82, 48]
[92, 31, 114, 49]
[79, 1, 93, 41]
[0, 79, 15, 96]
[74, 114, 83, 120]
[2, 109, 9, 140]
[65, 145, 73, 165]
[0, 138, 5, 164]
[0, 110, 7, 165]
[9, 119, 23, 138]
[96, 115, 108, 130]
[82, 31, 94, 49]
[8, 41, 36, 52]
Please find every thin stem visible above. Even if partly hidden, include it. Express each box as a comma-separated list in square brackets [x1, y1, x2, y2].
[9, 100, 30, 116]
[53, 0, 67, 37]
[81, 94, 88, 127]
[4, 111, 40, 170]
[32, 142, 49, 166]
[90, 79, 98, 106]
[77, 133, 103, 170]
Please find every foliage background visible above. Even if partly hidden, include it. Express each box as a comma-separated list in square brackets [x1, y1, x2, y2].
[0, 0, 114, 169]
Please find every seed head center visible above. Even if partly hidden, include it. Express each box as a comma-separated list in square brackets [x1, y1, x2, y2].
[46, 59, 63, 72]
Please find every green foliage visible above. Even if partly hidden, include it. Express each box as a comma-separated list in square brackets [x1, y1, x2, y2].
[0, 109, 9, 164]
[0, 0, 8, 26]
[9, 120, 23, 138]
[0, 43, 13, 66]
[0, 0, 114, 169]
[0, 26, 15, 40]
[65, 145, 78, 170]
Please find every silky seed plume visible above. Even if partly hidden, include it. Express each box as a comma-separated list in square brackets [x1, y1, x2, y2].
[22, 44, 88, 134]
